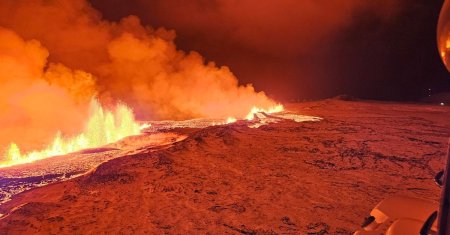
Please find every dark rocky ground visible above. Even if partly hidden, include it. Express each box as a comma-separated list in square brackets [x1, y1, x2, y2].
[0, 99, 449, 234]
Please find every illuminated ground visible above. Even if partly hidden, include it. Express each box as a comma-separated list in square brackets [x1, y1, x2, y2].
[0, 113, 315, 205]
[0, 132, 185, 205]
[0, 99, 449, 234]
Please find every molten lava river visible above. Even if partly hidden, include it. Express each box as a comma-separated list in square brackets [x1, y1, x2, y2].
[0, 101, 320, 205]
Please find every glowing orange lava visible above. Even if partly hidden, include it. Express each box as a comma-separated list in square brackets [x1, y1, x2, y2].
[0, 103, 284, 168]
[1, 99, 142, 168]
[245, 104, 285, 120]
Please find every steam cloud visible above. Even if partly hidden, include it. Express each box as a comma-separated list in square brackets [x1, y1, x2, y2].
[97, 0, 401, 99]
[0, 28, 90, 152]
[0, 0, 277, 152]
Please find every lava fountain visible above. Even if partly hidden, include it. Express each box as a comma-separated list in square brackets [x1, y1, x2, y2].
[0, 100, 285, 168]
[1, 99, 141, 168]
[0, 0, 286, 168]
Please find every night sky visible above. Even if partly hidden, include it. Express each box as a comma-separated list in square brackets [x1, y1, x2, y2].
[91, 0, 450, 102]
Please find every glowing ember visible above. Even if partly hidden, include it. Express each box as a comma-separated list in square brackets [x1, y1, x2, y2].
[222, 104, 284, 125]
[226, 117, 237, 124]
[1, 99, 141, 168]
[245, 104, 284, 120]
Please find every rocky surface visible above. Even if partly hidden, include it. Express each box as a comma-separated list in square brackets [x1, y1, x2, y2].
[0, 133, 185, 205]
[0, 100, 449, 234]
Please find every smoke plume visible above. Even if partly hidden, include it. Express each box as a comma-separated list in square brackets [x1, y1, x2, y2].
[0, 0, 277, 152]
[0, 27, 92, 151]
[91, 0, 403, 99]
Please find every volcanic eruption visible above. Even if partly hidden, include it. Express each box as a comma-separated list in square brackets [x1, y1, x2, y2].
[0, 0, 282, 167]
[1, 1, 449, 234]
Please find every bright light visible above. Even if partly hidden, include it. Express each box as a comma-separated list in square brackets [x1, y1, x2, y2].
[226, 117, 237, 124]
[1, 99, 141, 168]
[245, 104, 284, 120]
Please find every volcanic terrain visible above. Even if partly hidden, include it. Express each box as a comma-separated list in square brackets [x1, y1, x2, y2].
[0, 99, 449, 234]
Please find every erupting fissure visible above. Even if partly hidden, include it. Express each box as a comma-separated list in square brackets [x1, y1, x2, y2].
[1, 99, 141, 168]
[0, 102, 284, 168]
[0, 0, 286, 168]
[245, 105, 285, 120]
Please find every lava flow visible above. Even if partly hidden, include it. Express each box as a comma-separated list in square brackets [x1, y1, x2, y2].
[1, 100, 141, 168]
[0, 101, 286, 168]
[0, 0, 284, 168]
